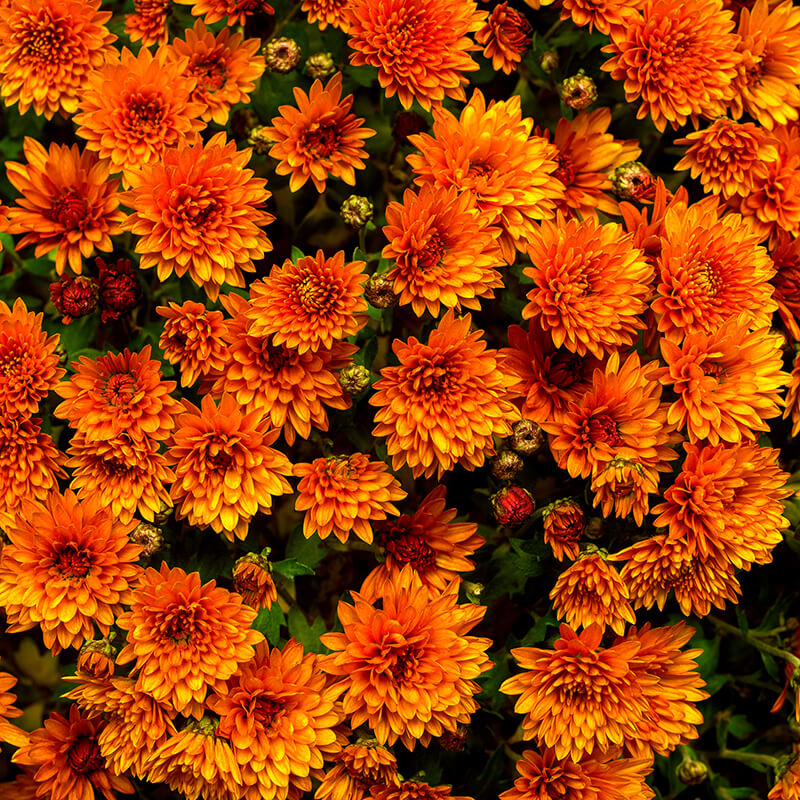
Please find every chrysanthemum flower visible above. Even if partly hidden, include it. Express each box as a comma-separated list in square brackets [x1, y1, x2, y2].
[561, 0, 640, 34]
[4, 139, 123, 275]
[408, 91, 564, 262]
[370, 311, 519, 479]
[55, 346, 180, 443]
[116, 563, 263, 718]
[247, 250, 368, 352]
[0, 491, 142, 654]
[657, 317, 788, 443]
[382, 185, 504, 317]
[12, 705, 133, 800]
[157, 301, 228, 388]
[0, 298, 64, 419]
[602, 0, 740, 131]
[66, 433, 174, 525]
[522, 216, 652, 357]
[303, 0, 350, 30]
[322, 566, 492, 750]
[266, 73, 376, 192]
[74, 46, 206, 183]
[475, 2, 531, 74]
[175, 0, 274, 25]
[542, 499, 585, 561]
[652, 196, 777, 340]
[0, 0, 115, 118]
[166, 393, 293, 541]
[294, 453, 406, 544]
[165, 21, 265, 125]
[675, 118, 779, 198]
[344, 0, 484, 110]
[785, 349, 800, 435]
[124, 0, 170, 46]
[122, 132, 273, 301]
[317, 741, 400, 800]
[371, 782, 471, 800]
[233, 552, 277, 610]
[771, 231, 800, 340]
[360, 485, 484, 599]
[0, 672, 27, 748]
[590, 457, 661, 526]
[769, 756, 800, 800]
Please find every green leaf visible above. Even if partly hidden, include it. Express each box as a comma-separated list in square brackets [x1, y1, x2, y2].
[290, 246, 306, 263]
[272, 558, 315, 578]
[287, 608, 328, 654]
[285, 525, 326, 569]
[727, 715, 756, 740]
[252, 604, 286, 645]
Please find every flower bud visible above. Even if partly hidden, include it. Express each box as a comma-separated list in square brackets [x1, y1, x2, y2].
[340, 195, 373, 229]
[392, 111, 428, 146]
[96, 257, 140, 323]
[50, 275, 98, 324]
[248, 125, 274, 155]
[463, 582, 484, 604]
[677, 759, 708, 786]
[439, 726, 469, 751]
[305, 52, 337, 80]
[490, 450, 523, 482]
[491, 485, 535, 526]
[560, 70, 597, 111]
[263, 37, 301, 73]
[364, 273, 398, 309]
[610, 161, 656, 203]
[540, 50, 559, 74]
[338, 364, 371, 396]
[77, 638, 116, 679]
[509, 419, 544, 456]
[234, 550, 277, 611]
[542, 499, 584, 561]
[131, 522, 163, 559]
[153, 502, 172, 527]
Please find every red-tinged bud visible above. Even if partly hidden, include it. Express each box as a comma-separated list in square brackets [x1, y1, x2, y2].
[50, 275, 98, 324]
[491, 485, 535, 526]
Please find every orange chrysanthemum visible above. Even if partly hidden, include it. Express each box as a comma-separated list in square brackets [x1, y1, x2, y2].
[124, 0, 170, 47]
[175, 0, 274, 25]
[772, 231, 800, 340]
[303, 0, 350, 30]
[247, 250, 368, 352]
[294, 453, 406, 544]
[370, 311, 519, 479]
[317, 742, 400, 800]
[542, 499, 585, 561]
[0, 491, 142, 654]
[371, 782, 471, 800]
[0, 774, 38, 800]
[475, 2, 531, 74]
[550, 552, 636, 635]
[590, 457, 662, 526]
[0, 672, 27, 748]
[55, 346, 180, 443]
[4, 139, 123, 275]
[157, 301, 228, 388]
[166, 393, 293, 541]
[382, 185, 504, 317]
[0, 0, 115, 118]
[0, 297, 64, 419]
[266, 73, 376, 193]
[785, 348, 800, 436]
[233, 552, 277, 610]
[561, 0, 640, 34]
[769, 757, 800, 800]
[522, 216, 653, 357]
[344, 0, 484, 110]
[675, 118, 780, 198]
[116, 563, 263, 718]
[122, 132, 273, 301]
[602, 0, 740, 131]
[74, 46, 206, 183]
[165, 21, 265, 125]
[408, 91, 564, 263]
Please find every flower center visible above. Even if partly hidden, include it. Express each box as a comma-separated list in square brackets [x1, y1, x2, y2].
[67, 736, 104, 774]
[547, 350, 584, 388]
[702, 360, 725, 378]
[301, 124, 340, 159]
[54, 543, 92, 579]
[418, 232, 446, 270]
[554, 152, 576, 186]
[296, 274, 337, 312]
[104, 373, 139, 406]
[190, 53, 227, 93]
[409, 355, 457, 396]
[49, 190, 87, 228]
[205, 434, 234, 471]
[125, 93, 166, 137]
[586, 414, 623, 446]
[253, 696, 283, 729]
[381, 523, 437, 571]
[388, 644, 422, 682]
[694, 259, 723, 296]
[161, 606, 198, 644]
[22, 17, 65, 62]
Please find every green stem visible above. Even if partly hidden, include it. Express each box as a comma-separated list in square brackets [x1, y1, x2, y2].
[270, 0, 302, 39]
[717, 749, 780, 770]
[543, 17, 566, 41]
[708, 615, 800, 668]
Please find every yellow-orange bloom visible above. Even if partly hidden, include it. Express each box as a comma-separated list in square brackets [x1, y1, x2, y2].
[317, 742, 399, 800]
[294, 453, 406, 544]
[116, 563, 264, 718]
[124, 0, 170, 47]
[371, 782, 471, 800]
[562, 0, 640, 34]
[770, 757, 800, 800]
[772, 231, 800, 341]
[785, 348, 800, 435]
[542, 499, 585, 561]
[175, 0, 274, 25]
[303, 0, 351, 30]
[0, 672, 27, 748]
[266, 73, 376, 192]
[344, 0, 484, 110]
[233, 552, 277, 611]
[321, 566, 492, 750]
[0, 0, 115, 118]
[475, 2, 531, 74]
[166, 393, 293, 541]
[0, 490, 142, 654]
[590, 457, 661, 526]
[370, 311, 519, 479]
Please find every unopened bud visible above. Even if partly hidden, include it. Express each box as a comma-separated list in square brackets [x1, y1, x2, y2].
[153, 502, 172, 527]
[560, 70, 597, 111]
[77, 638, 116, 679]
[677, 759, 708, 786]
[364, 273, 398, 309]
[305, 52, 337, 80]
[610, 161, 656, 202]
[248, 125, 274, 155]
[509, 420, 544, 456]
[233, 550, 277, 611]
[340, 195, 373, 229]
[131, 522, 163, 559]
[338, 364, 371, 396]
[540, 50, 559, 74]
[491, 485, 535, 527]
[263, 37, 301, 73]
[490, 450, 524, 482]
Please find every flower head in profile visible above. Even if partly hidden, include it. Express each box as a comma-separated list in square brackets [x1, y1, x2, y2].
[51, 275, 99, 324]
[0, 673, 27, 748]
[769, 756, 800, 800]
[590, 457, 661, 526]
[771, 231, 800, 341]
[266, 73, 376, 192]
[475, 3, 532, 74]
[542, 499, 585, 561]
[175, 0, 274, 25]
[0, 0, 115, 118]
[317, 741, 400, 800]
[785, 348, 800, 436]
[125, 0, 170, 46]
[370, 311, 519, 479]
[233, 551, 277, 611]
[560, 0, 640, 34]
[371, 782, 471, 800]
[303, 0, 351, 30]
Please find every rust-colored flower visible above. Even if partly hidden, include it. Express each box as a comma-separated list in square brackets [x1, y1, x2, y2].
[344, 0, 484, 110]
[785, 348, 800, 436]
[560, 0, 640, 33]
[294, 453, 406, 544]
[266, 73, 376, 192]
[125, 0, 171, 47]
[590, 457, 661, 526]
[303, 0, 351, 30]
[317, 741, 400, 800]
[382, 185, 504, 317]
[370, 311, 519, 479]
[122, 132, 273, 301]
[475, 2, 531, 74]
[54, 346, 180, 443]
[0, 490, 142, 654]
[492, 485, 536, 526]
[371, 782, 471, 800]
[0, 775, 38, 799]
[51, 276, 98, 324]
[0, 672, 27, 748]
[0, 0, 115, 118]
[233, 551, 277, 610]
[166, 393, 293, 542]
[116, 563, 263, 718]
[165, 20, 265, 125]
[770, 757, 800, 800]
[322, 565, 492, 750]
[96, 257, 141, 323]
[771, 231, 800, 340]
[542, 499, 585, 561]
[175, 0, 274, 25]
[602, 0, 740, 131]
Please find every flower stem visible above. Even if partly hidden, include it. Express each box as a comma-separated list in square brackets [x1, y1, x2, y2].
[717, 749, 780, 770]
[270, 0, 302, 39]
[708, 615, 800, 668]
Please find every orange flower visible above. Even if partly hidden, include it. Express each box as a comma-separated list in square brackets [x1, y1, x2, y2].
[233, 552, 277, 610]
[382, 185, 504, 317]
[770, 757, 800, 800]
[321, 566, 492, 750]
[0, 0, 115, 118]
[0, 672, 27, 748]
[266, 73, 376, 192]
[771, 231, 800, 340]
[0, 491, 141, 654]
[475, 2, 531, 74]
[0, 297, 64, 419]
[590, 457, 662, 526]
[602, 0, 740, 131]
[116, 563, 264, 718]
[371, 782, 471, 800]
[317, 742, 400, 800]
[122, 132, 273, 301]
[522, 216, 652, 357]
[550, 552, 636, 635]
[408, 91, 564, 262]
[657, 316, 788, 444]
[165, 20, 265, 125]
[359, 485, 485, 599]
[562, 0, 640, 33]
[785, 348, 800, 435]
[124, 0, 170, 47]
[157, 301, 228, 388]
[344, 0, 484, 110]
[370, 311, 519, 479]
[55, 346, 180, 443]
[247, 250, 368, 352]
[302, 0, 351, 30]
[675, 118, 780, 198]
[12, 705, 133, 800]
[74, 46, 206, 183]
[175, 0, 274, 25]
[542, 499, 585, 561]
[166, 393, 293, 542]
[294, 453, 406, 544]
